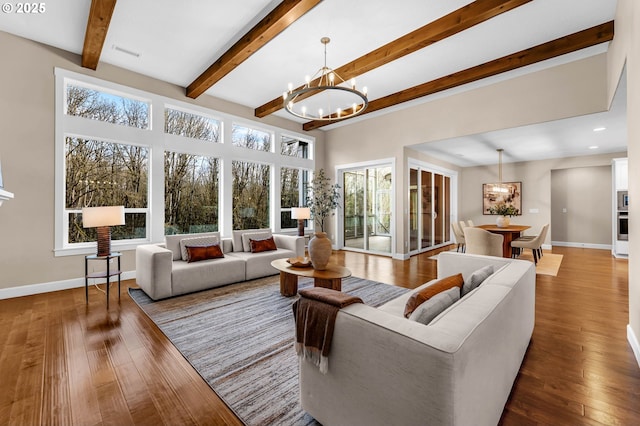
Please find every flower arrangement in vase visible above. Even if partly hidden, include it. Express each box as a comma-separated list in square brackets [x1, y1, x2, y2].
[487, 203, 519, 228]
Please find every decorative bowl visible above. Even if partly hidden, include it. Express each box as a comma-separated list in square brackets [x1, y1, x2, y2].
[287, 256, 312, 267]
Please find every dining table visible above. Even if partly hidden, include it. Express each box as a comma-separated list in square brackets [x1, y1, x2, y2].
[476, 224, 531, 258]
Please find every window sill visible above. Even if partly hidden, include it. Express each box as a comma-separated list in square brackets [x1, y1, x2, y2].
[54, 239, 152, 257]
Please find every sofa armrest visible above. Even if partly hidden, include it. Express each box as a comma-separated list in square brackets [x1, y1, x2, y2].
[273, 234, 304, 256]
[135, 244, 173, 300]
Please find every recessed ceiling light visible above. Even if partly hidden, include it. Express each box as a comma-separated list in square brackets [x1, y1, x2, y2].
[589, 145, 599, 150]
[593, 127, 606, 132]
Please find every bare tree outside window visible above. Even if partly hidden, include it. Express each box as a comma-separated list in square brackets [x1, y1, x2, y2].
[232, 124, 271, 152]
[232, 160, 270, 229]
[65, 137, 148, 243]
[66, 85, 149, 129]
[165, 152, 219, 235]
[165, 108, 220, 142]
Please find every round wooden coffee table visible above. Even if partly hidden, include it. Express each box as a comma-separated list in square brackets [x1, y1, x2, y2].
[271, 258, 352, 297]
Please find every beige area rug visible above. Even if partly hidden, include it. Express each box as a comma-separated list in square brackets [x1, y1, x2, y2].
[428, 250, 563, 276]
[517, 251, 563, 276]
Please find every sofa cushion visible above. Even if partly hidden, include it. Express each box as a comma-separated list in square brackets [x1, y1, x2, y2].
[179, 235, 220, 261]
[250, 236, 277, 253]
[232, 228, 271, 252]
[462, 265, 494, 296]
[409, 286, 460, 325]
[227, 248, 297, 280]
[403, 273, 463, 318]
[186, 244, 224, 263]
[165, 232, 220, 261]
[171, 256, 246, 296]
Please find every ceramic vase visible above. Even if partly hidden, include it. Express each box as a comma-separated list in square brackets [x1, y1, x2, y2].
[308, 232, 332, 270]
[496, 215, 510, 228]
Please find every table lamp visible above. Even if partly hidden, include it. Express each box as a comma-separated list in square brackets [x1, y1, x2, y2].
[290, 207, 310, 237]
[82, 206, 125, 256]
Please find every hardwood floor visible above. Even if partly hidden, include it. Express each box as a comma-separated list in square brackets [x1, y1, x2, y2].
[0, 247, 637, 425]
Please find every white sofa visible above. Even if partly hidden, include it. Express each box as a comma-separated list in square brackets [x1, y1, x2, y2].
[136, 230, 304, 300]
[299, 252, 536, 426]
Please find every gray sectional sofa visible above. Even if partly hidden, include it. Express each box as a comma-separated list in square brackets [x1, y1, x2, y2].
[299, 251, 536, 426]
[135, 229, 304, 300]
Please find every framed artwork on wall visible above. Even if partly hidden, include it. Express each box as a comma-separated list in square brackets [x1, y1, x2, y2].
[482, 181, 522, 215]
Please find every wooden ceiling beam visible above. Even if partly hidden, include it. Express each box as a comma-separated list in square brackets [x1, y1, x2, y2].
[81, 0, 117, 70]
[187, 0, 322, 99]
[255, 0, 532, 118]
[302, 21, 614, 131]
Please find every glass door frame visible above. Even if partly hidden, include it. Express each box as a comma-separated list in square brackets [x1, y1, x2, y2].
[336, 158, 396, 257]
[408, 159, 458, 255]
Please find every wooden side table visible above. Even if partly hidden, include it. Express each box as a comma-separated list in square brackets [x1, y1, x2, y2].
[271, 258, 352, 297]
[85, 252, 122, 308]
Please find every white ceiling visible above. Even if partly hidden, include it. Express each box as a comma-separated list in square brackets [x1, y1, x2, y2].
[0, 0, 623, 166]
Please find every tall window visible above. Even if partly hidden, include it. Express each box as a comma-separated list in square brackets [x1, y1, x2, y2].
[165, 153, 219, 234]
[66, 137, 148, 243]
[232, 161, 270, 229]
[281, 167, 310, 229]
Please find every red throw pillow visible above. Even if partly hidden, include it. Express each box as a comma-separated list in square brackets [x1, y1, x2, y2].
[186, 244, 224, 263]
[404, 273, 464, 318]
[250, 236, 277, 253]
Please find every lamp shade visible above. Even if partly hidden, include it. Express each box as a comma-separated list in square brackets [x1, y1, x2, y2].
[291, 207, 311, 220]
[82, 206, 125, 228]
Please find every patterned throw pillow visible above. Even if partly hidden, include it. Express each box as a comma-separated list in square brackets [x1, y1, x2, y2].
[250, 237, 277, 253]
[179, 235, 219, 261]
[186, 244, 224, 263]
[462, 265, 494, 296]
[404, 273, 464, 318]
[409, 287, 460, 325]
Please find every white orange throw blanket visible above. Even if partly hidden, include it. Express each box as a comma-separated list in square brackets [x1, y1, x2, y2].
[292, 287, 363, 374]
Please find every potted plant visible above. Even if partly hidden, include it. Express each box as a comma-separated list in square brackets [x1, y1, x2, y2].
[487, 202, 519, 228]
[306, 169, 341, 269]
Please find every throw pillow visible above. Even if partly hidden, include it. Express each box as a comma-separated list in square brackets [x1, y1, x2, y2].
[241, 231, 273, 252]
[179, 235, 220, 261]
[462, 265, 494, 296]
[404, 273, 463, 318]
[250, 236, 277, 253]
[186, 244, 224, 263]
[409, 287, 460, 325]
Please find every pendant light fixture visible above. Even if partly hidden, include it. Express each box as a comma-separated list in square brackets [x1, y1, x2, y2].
[493, 149, 508, 195]
[283, 37, 368, 121]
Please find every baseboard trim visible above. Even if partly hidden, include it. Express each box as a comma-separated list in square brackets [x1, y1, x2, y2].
[551, 241, 612, 250]
[0, 270, 136, 300]
[628, 325, 640, 369]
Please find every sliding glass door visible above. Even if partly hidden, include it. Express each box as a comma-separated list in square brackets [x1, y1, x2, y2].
[409, 165, 453, 252]
[342, 164, 392, 254]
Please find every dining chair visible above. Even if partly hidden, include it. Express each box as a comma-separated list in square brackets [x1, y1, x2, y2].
[459, 220, 468, 230]
[464, 227, 503, 257]
[451, 222, 466, 252]
[467, 219, 474, 227]
[511, 224, 549, 264]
